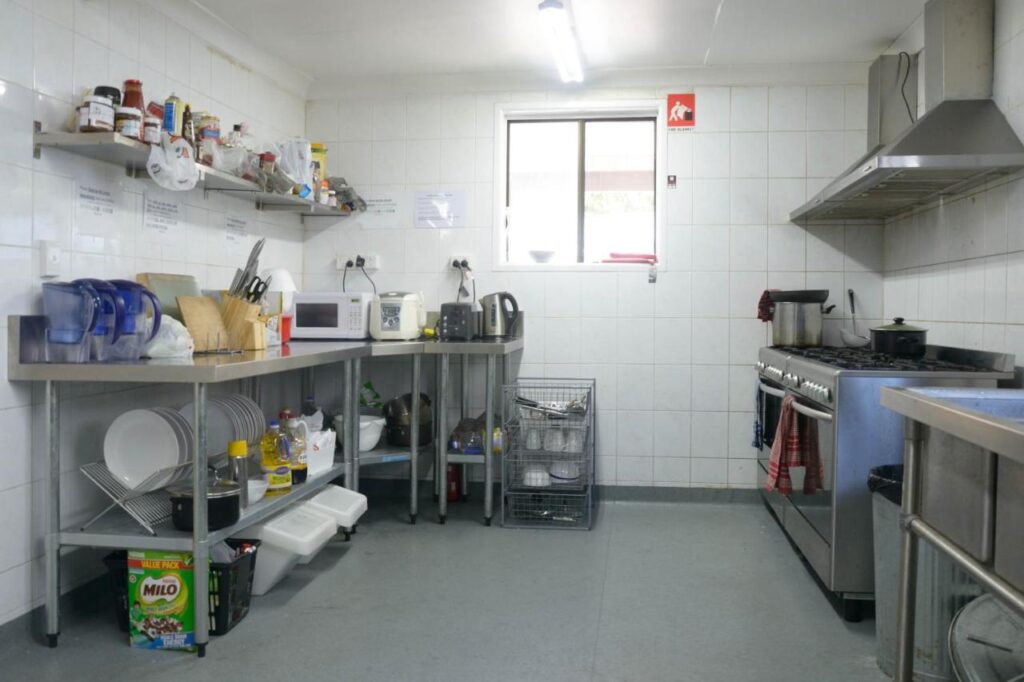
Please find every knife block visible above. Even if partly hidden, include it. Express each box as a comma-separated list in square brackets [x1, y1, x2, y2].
[221, 295, 266, 351]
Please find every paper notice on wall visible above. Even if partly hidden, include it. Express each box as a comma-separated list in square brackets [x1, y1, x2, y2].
[75, 182, 118, 251]
[414, 190, 466, 228]
[359, 190, 406, 228]
[143, 195, 181, 242]
[225, 214, 248, 248]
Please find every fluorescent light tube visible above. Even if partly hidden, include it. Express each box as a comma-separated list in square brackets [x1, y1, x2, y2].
[538, 0, 584, 83]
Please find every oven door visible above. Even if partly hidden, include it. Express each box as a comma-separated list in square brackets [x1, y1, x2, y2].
[784, 398, 835, 545]
[756, 378, 786, 516]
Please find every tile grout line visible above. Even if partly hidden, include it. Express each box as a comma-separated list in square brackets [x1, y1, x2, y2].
[587, 501, 617, 681]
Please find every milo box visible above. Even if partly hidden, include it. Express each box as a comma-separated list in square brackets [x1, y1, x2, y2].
[127, 550, 196, 651]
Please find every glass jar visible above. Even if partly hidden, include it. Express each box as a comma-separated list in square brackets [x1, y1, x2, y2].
[143, 116, 161, 144]
[114, 107, 142, 139]
[122, 80, 144, 111]
[77, 95, 114, 132]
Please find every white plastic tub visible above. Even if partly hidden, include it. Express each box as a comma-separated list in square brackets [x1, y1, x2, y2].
[304, 485, 368, 528]
[239, 504, 336, 595]
[333, 415, 386, 452]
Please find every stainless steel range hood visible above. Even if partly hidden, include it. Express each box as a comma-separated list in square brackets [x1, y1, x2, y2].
[791, 0, 1024, 222]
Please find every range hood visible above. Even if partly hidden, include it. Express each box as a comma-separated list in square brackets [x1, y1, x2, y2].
[791, 0, 1024, 222]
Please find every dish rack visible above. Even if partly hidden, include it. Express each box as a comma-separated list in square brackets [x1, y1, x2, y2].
[79, 461, 194, 535]
[501, 378, 595, 530]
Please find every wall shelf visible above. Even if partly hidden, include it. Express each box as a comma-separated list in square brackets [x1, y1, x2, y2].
[32, 128, 352, 220]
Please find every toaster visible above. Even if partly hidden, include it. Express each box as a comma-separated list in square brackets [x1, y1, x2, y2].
[370, 292, 425, 341]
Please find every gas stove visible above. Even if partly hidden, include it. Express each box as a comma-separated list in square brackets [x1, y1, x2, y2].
[754, 344, 1014, 620]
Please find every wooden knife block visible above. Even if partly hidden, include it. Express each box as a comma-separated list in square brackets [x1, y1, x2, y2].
[221, 295, 266, 351]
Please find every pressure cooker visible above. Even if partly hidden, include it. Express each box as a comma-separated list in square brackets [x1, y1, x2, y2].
[768, 290, 835, 347]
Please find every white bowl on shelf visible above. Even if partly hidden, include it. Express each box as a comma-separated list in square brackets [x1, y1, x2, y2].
[248, 479, 268, 505]
[529, 249, 555, 264]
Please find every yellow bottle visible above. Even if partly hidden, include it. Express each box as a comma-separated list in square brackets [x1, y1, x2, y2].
[260, 420, 292, 496]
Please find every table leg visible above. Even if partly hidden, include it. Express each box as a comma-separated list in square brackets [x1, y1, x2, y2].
[459, 354, 469, 499]
[895, 419, 924, 681]
[45, 380, 60, 648]
[484, 355, 495, 526]
[410, 354, 420, 524]
[352, 357, 361, 494]
[192, 383, 210, 657]
[438, 353, 449, 524]
[343, 359, 354, 490]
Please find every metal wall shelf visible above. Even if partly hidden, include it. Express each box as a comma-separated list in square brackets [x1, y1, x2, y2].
[33, 129, 353, 219]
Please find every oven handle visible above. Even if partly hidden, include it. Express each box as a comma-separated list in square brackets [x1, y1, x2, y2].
[791, 400, 834, 423]
[757, 381, 786, 399]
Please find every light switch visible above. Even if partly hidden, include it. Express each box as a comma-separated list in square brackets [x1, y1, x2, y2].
[40, 241, 62, 279]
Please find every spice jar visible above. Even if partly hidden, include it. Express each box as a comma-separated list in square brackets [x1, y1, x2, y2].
[77, 95, 115, 132]
[143, 116, 161, 144]
[199, 114, 220, 141]
[94, 86, 121, 107]
[259, 152, 276, 174]
[121, 80, 144, 140]
[114, 107, 142, 139]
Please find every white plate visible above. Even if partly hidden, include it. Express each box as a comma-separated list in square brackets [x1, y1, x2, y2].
[104, 409, 186, 491]
[179, 399, 234, 457]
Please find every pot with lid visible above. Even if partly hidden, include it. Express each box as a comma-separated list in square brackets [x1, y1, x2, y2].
[168, 480, 241, 531]
[768, 290, 836, 347]
[870, 318, 927, 358]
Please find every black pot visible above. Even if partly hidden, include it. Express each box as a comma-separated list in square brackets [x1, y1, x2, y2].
[168, 481, 241, 531]
[870, 318, 927, 358]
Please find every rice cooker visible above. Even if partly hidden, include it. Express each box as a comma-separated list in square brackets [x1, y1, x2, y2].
[370, 292, 425, 341]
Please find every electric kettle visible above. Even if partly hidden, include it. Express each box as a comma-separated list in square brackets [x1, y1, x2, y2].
[479, 292, 519, 338]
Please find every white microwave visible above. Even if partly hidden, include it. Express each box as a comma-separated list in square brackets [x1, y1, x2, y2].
[291, 292, 373, 340]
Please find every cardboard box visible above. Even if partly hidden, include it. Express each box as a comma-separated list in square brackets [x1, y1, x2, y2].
[126, 550, 196, 651]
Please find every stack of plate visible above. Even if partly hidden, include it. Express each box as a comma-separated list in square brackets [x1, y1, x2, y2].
[104, 408, 195, 492]
[179, 394, 267, 456]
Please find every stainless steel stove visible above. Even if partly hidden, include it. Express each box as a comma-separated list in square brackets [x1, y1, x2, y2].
[755, 344, 1015, 621]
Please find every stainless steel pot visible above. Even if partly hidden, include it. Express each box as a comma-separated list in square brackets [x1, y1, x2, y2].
[771, 301, 835, 347]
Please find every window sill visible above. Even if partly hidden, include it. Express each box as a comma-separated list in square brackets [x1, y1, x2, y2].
[494, 262, 658, 273]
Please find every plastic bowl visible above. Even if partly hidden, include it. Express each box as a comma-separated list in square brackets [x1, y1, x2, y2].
[358, 416, 385, 452]
[248, 479, 268, 504]
[529, 249, 555, 263]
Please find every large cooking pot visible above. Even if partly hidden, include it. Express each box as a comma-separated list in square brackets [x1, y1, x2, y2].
[870, 318, 927, 357]
[383, 393, 433, 447]
[769, 291, 835, 347]
[168, 480, 241, 531]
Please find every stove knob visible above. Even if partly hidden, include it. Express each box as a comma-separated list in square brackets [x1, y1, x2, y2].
[756, 361, 766, 371]
[821, 386, 832, 402]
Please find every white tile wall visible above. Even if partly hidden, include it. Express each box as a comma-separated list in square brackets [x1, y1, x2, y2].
[0, 0, 307, 627]
[880, 1, 1024, 364]
[306, 79, 879, 494]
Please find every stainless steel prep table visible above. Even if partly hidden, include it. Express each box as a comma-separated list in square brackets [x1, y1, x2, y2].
[881, 387, 1024, 682]
[8, 315, 522, 655]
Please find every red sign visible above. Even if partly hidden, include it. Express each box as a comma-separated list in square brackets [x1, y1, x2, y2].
[667, 93, 695, 128]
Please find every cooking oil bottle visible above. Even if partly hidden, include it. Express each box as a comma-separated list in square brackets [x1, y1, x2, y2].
[260, 420, 292, 496]
[284, 417, 308, 484]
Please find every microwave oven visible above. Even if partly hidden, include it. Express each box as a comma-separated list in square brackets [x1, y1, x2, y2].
[291, 292, 373, 340]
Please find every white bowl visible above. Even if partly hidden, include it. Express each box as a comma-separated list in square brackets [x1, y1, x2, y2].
[332, 415, 387, 452]
[529, 249, 555, 263]
[248, 479, 268, 505]
[522, 465, 551, 487]
[549, 461, 581, 481]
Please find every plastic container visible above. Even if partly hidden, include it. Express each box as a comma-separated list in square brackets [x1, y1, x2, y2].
[304, 485, 367, 528]
[102, 538, 260, 636]
[870, 465, 980, 680]
[239, 505, 335, 595]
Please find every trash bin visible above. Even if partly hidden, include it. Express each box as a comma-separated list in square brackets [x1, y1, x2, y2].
[870, 465, 981, 681]
[949, 595, 1024, 681]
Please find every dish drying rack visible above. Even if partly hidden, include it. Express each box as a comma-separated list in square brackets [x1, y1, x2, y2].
[79, 461, 195, 535]
[501, 378, 596, 530]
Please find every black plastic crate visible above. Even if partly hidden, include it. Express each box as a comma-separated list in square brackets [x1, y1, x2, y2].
[103, 538, 261, 636]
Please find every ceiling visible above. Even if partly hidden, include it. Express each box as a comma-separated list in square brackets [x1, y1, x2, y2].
[193, 0, 926, 81]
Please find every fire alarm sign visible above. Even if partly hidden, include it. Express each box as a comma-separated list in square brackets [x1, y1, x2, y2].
[667, 93, 695, 128]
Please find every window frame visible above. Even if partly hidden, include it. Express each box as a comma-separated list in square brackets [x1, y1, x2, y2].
[493, 99, 667, 272]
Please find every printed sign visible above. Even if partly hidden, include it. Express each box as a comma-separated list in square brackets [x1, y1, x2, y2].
[360, 191, 405, 228]
[667, 93, 696, 128]
[143, 194, 181, 241]
[75, 182, 118, 251]
[225, 214, 248, 247]
[414, 190, 467, 228]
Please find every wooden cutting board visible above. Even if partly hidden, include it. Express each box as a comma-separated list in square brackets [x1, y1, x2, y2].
[177, 296, 227, 352]
[136, 273, 201, 321]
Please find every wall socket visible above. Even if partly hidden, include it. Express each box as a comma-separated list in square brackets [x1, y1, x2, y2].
[448, 253, 474, 270]
[337, 254, 381, 272]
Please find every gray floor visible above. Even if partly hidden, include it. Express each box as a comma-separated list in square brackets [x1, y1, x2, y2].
[0, 499, 887, 682]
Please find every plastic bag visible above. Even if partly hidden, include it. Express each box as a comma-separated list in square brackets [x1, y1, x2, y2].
[868, 464, 904, 505]
[276, 138, 313, 194]
[146, 132, 199, 191]
[143, 316, 194, 358]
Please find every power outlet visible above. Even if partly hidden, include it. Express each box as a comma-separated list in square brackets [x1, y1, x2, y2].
[448, 253, 474, 270]
[336, 255, 354, 270]
[360, 254, 381, 272]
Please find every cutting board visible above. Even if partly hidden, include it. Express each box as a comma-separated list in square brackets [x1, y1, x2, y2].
[177, 296, 228, 352]
[136, 273, 201, 321]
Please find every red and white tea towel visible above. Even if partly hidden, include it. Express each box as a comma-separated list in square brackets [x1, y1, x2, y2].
[765, 395, 824, 495]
